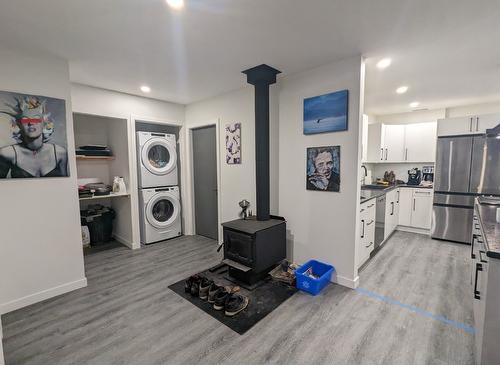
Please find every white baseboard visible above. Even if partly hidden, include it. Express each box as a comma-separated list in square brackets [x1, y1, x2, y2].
[333, 274, 359, 289]
[396, 226, 430, 235]
[113, 233, 139, 250]
[0, 278, 87, 315]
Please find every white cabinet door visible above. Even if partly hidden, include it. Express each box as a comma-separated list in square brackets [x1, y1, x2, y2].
[366, 123, 383, 162]
[358, 201, 375, 268]
[398, 188, 413, 226]
[392, 189, 400, 232]
[476, 113, 500, 133]
[383, 125, 406, 161]
[411, 189, 433, 229]
[404, 122, 437, 162]
[437, 116, 476, 136]
[384, 189, 397, 238]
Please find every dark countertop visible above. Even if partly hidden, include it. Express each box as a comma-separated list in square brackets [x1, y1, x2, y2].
[475, 197, 500, 259]
[360, 183, 433, 204]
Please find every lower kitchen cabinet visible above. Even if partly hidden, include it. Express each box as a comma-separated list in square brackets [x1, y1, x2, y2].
[358, 200, 376, 268]
[398, 188, 433, 230]
[384, 188, 399, 239]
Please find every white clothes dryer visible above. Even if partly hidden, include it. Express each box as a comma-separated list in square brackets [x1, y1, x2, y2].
[137, 132, 178, 188]
[139, 186, 182, 244]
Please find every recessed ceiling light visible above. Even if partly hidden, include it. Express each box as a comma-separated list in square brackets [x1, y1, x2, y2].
[376, 58, 392, 69]
[166, 0, 184, 9]
[140, 85, 151, 93]
[409, 101, 420, 108]
[396, 86, 408, 94]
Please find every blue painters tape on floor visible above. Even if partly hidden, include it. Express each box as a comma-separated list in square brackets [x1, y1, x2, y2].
[355, 287, 475, 335]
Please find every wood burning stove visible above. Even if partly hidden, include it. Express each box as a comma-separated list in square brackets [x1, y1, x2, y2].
[221, 64, 286, 288]
[222, 216, 286, 286]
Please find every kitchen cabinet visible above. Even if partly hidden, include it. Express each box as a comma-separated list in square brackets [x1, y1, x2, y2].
[366, 123, 383, 162]
[438, 113, 500, 136]
[358, 200, 376, 268]
[404, 122, 437, 162]
[365, 122, 437, 162]
[384, 188, 399, 239]
[398, 188, 433, 229]
[381, 124, 406, 161]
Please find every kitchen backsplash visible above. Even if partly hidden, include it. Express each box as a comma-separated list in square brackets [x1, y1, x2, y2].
[362, 163, 434, 184]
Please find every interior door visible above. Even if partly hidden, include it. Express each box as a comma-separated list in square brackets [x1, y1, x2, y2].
[192, 125, 218, 240]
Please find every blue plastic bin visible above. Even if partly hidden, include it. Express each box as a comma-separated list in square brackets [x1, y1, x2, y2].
[295, 259, 335, 295]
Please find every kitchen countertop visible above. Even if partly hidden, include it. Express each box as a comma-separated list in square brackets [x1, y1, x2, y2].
[360, 183, 433, 204]
[475, 197, 500, 260]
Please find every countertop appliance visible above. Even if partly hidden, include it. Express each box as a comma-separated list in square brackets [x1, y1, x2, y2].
[374, 195, 386, 250]
[407, 168, 422, 185]
[431, 123, 500, 243]
[422, 165, 434, 182]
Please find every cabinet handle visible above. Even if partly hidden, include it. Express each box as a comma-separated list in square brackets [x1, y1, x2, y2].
[391, 202, 394, 215]
[413, 198, 416, 211]
[471, 234, 477, 259]
[361, 219, 365, 238]
[368, 204, 374, 208]
[365, 241, 373, 248]
[385, 148, 388, 160]
[474, 263, 483, 300]
[360, 208, 365, 213]
[405, 148, 408, 161]
[479, 250, 487, 263]
[367, 220, 374, 225]
[469, 117, 473, 132]
[397, 190, 400, 203]
[476, 117, 479, 131]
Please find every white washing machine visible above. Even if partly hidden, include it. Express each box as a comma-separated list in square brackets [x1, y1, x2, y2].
[139, 186, 182, 244]
[137, 131, 178, 188]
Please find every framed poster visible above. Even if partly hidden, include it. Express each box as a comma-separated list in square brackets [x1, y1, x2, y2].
[0, 91, 68, 178]
[225, 122, 241, 164]
[306, 146, 340, 192]
[303, 89, 348, 135]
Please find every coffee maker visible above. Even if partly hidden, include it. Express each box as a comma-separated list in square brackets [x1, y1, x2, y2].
[422, 165, 434, 185]
[407, 168, 422, 186]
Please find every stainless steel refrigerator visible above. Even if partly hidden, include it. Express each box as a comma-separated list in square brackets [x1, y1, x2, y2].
[431, 124, 500, 243]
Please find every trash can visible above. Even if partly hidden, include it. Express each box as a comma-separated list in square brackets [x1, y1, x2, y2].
[80, 205, 116, 245]
[295, 260, 335, 296]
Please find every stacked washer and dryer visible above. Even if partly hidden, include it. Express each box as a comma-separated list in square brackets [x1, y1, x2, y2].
[137, 132, 182, 244]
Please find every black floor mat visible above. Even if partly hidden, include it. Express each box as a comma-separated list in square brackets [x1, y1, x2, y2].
[168, 268, 297, 335]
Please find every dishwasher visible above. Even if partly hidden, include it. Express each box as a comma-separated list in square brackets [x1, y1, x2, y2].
[374, 195, 386, 250]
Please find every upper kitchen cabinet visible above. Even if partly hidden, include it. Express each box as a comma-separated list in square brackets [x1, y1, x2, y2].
[404, 122, 437, 162]
[437, 113, 500, 136]
[382, 124, 406, 162]
[364, 121, 437, 163]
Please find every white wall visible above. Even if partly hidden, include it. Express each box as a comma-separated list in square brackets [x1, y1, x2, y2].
[0, 49, 86, 314]
[71, 83, 185, 122]
[446, 100, 500, 118]
[184, 85, 280, 236]
[278, 56, 365, 288]
[375, 109, 446, 125]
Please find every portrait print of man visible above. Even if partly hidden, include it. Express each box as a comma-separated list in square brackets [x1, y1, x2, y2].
[306, 146, 340, 192]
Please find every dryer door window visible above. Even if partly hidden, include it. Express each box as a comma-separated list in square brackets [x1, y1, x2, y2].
[146, 193, 180, 229]
[141, 138, 177, 176]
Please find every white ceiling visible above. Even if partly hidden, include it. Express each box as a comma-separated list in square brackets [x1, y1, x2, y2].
[1, 0, 500, 114]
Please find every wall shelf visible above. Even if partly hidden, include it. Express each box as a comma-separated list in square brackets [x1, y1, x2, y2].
[79, 191, 130, 201]
[76, 155, 115, 161]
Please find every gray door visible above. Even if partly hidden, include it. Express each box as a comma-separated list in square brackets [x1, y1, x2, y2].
[192, 126, 218, 240]
[434, 136, 473, 193]
[469, 135, 500, 195]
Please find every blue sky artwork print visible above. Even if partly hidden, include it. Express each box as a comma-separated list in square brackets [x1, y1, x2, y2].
[303, 89, 348, 135]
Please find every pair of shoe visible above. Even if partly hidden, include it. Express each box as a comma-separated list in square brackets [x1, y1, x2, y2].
[185, 275, 214, 300]
[184, 276, 249, 316]
[212, 286, 249, 317]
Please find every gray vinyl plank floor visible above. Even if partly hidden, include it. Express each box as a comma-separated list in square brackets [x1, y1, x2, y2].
[2, 232, 475, 365]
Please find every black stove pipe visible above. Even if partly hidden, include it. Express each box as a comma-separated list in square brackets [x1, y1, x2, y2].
[242, 64, 281, 221]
